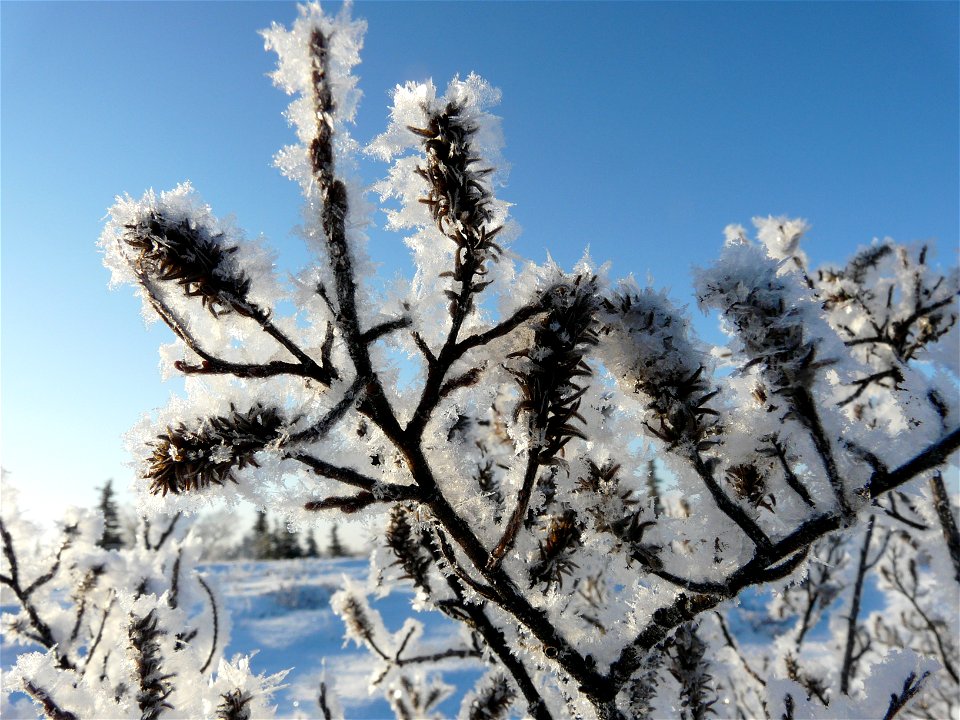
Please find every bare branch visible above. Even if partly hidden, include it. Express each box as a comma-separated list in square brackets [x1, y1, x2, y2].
[292, 454, 382, 491]
[361, 317, 412, 344]
[304, 485, 423, 513]
[197, 575, 219, 674]
[23, 681, 78, 720]
[841, 516, 875, 694]
[930, 471, 960, 583]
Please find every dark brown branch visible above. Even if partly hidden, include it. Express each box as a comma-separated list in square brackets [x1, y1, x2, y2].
[23, 680, 78, 720]
[454, 302, 546, 359]
[361, 317, 412, 344]
[488, 450, 540, 570]
[755, 547, 811, 585]
[715, 612, 765, 686]
[396, 646, 482, 667]
[0, 518, 74, 669]
[23, 528, 74, 597]
[412, 331, 437, 367]
[286, 375, 367, 446]
[149, 513, 182, 551]
[930, 471, 960, 583]
[305, 27, 408, 466]
[841, 516, 875, 694]
[650, 568, 728, 595]
[305, 485, 422, 514]
[693, 455, 773, 556]
[252, 305, 339, 383]
[397, 442, 614, 709]
[140, 275, 336, 384]
[293, 454, 381, 491]
[838, 368, 902, 408]
[770, 437, 815, 509]
[870, 428, 960, 497]
[438, 366, 484, 401]
[197, 575, 219, 674]
[877, 493, 929, 532]
[790, 386, 853, 519]
[424, 530, 553, 720]
[436, 529, 500, 602]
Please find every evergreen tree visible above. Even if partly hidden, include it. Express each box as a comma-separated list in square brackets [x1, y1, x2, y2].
[252, 510, 274, 560]
[644, 459, 664, 519]
[304, 528, 321, 558]
[273, 520, 303, 560]
[96, 479, 124, 550]
[328, 525, 347, 558]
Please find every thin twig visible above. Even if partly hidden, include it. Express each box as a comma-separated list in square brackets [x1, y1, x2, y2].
[840, 516, 875, 694]
[930, 471, 960, 583]
[715, 612, 765, 686]
[197, 575, 219, 674]
[81, 596, 115, 677]
[23, 680, 78, 720]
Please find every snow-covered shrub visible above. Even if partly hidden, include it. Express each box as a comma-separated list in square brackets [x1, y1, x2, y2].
[0, 478, 285, 719]
[12, 3, 957, 718]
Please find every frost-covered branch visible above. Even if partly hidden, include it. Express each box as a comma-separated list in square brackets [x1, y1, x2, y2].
[89, 4, 960, 718]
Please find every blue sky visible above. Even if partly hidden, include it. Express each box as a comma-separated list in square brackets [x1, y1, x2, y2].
[2, 1, 957, 523]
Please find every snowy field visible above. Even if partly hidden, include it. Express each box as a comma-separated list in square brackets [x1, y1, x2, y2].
[203, 557, 485, 718]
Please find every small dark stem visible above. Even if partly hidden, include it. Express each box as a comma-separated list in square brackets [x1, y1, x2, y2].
[23, 681, 78, 720]
[488, 449, 540, 570]
[168, 548, 183, 610]
[840, 516, 874, 694]
[790, 387, 852, 519]
[81, 597, 115, 676]
[770, 437, 815, 508]
[197, 575, 219, 674]
[361, 317, 412, 344]
[436, 530, 500, 602]
[286, 375, 367, 445]
[152, 513, 181, 550]
[318, 681, 334, 720]
[715, 611, 766, 686]
[929, 471, 960, 584]
[304, 485, 423, 513]
[293, 454, 380, 490]
[455, 302, 546, 358]
[693, 455, 773, 556]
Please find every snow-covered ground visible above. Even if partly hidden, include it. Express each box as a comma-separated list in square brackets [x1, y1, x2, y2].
[205, 557, 484, 718]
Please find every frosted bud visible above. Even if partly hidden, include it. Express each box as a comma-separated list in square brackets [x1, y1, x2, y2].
[753, 215, 809, 261]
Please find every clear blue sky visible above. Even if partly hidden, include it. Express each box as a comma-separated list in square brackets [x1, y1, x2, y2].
[2, 1, 957, 523]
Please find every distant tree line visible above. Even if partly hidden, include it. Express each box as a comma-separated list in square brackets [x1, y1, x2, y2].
[243, 509, 351, 560]
[95, 479, 355, 560]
